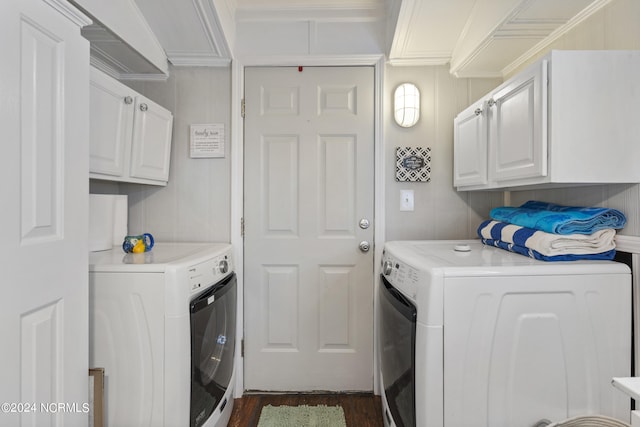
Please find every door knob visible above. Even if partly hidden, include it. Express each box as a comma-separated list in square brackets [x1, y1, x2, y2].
[359, 218, 370, 229]
[359, 241, 370, 252]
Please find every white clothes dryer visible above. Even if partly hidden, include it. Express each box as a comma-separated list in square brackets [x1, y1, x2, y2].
[89, 242, 236, 427]
[379, 240, 631, 427]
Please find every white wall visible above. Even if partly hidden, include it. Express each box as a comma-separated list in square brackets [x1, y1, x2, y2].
[93, 62, 505, 244]
[505, 0, 640, 236]
[384, 64, 503, 241]
[90, 65, 232, 242]
[236, 20, 385, 58]
[95, 0, 640, 243]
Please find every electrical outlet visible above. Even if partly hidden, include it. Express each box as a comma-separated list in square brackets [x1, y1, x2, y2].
[400, 189, 414, 211]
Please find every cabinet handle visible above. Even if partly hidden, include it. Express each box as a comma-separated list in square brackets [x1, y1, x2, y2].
[124, 96, 133, 105]
[487, 98, 496, 107]
[474, 108, 483, 116]
[139, 103, 148, 112]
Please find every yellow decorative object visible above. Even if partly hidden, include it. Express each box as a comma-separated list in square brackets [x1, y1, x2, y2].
[122, 233, 154, 253]
[132, 241, 146, 253]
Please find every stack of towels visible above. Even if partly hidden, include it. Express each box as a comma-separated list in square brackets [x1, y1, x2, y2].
[477, 200, 627, 261]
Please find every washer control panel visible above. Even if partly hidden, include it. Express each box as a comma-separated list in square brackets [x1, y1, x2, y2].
[188, 252, 233, 294]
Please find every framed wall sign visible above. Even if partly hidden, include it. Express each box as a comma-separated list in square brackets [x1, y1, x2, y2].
[396, 146, 431, 182]
[190, 124, 225, 158]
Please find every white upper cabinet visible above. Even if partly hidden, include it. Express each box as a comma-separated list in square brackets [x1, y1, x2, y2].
[129, 96, 174, 182]
[90, 67, 173, 186]
[454, 50, 640, 191]
[490, 59, 547, 183]
[89, 69, 132, 177]
[453, 99, 488, 187]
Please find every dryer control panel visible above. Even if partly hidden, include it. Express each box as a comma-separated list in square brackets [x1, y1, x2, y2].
[188, 252, 234, 294]
[381, 252, 420, 302]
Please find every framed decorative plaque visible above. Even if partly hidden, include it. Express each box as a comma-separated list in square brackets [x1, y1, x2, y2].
[396, 147, 431, 182]
[190, 124, 225, 158]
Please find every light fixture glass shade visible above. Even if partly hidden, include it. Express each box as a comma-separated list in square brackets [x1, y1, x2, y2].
[394, 83, 420, 128]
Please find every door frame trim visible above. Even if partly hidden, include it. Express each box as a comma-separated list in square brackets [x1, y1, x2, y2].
[231, 54, 385, 397]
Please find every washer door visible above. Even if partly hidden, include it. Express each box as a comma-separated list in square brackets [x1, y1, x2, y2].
[190, 273, 237, 427]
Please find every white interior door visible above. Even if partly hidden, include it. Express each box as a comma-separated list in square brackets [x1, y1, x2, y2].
[244, 66, 375, 391]
[0, 1, 90, 426]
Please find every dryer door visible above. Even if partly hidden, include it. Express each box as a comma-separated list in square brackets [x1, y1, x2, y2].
[379, 275, 417, 427]
[190, 273, 237, 427]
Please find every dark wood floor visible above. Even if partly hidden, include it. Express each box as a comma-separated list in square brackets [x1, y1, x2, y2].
[228, 393, 384, 427]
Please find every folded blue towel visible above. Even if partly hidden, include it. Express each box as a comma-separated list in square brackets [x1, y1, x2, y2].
[490, 200, 626, 235]
[480, 237, 616, 261]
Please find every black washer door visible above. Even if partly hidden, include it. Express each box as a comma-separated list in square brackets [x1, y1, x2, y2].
[190, 273, 236, 427]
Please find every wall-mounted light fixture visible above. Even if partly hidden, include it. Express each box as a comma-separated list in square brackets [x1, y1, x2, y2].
[394, 83, 420, 128]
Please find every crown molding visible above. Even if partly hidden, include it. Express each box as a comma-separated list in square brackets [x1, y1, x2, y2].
[45, 0, 92, 27]
[502, 0, 614, 77]
[168, 55, 232, 67]
[236, 2, 384, 22]
[387, 55, 450, 67]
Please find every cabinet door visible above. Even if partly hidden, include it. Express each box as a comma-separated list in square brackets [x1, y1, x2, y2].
[489, 60, 547, 182]
[129, 95, 173, 182]
[454, 100, 488, 188]
[89, 67, 135, 177]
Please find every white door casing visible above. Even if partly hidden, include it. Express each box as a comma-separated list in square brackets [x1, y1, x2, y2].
[244, 66, 375, 391]
[0, 1, 90, 426]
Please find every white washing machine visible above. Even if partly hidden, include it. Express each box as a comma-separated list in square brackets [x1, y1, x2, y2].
[89, 242, 236, 427]
[379, 240, 631, 427]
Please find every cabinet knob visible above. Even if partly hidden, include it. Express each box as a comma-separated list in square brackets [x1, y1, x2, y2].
[474, 108, 483, 116]
[124, 96, 133, 105]
[139, 103, 148, 112]
[487, 98, 496, 107]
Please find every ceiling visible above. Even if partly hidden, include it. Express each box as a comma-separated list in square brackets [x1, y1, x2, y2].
[127, 0, 612, 78]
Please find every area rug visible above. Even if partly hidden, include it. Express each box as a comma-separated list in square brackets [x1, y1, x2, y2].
[257, 404, 347, 427]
